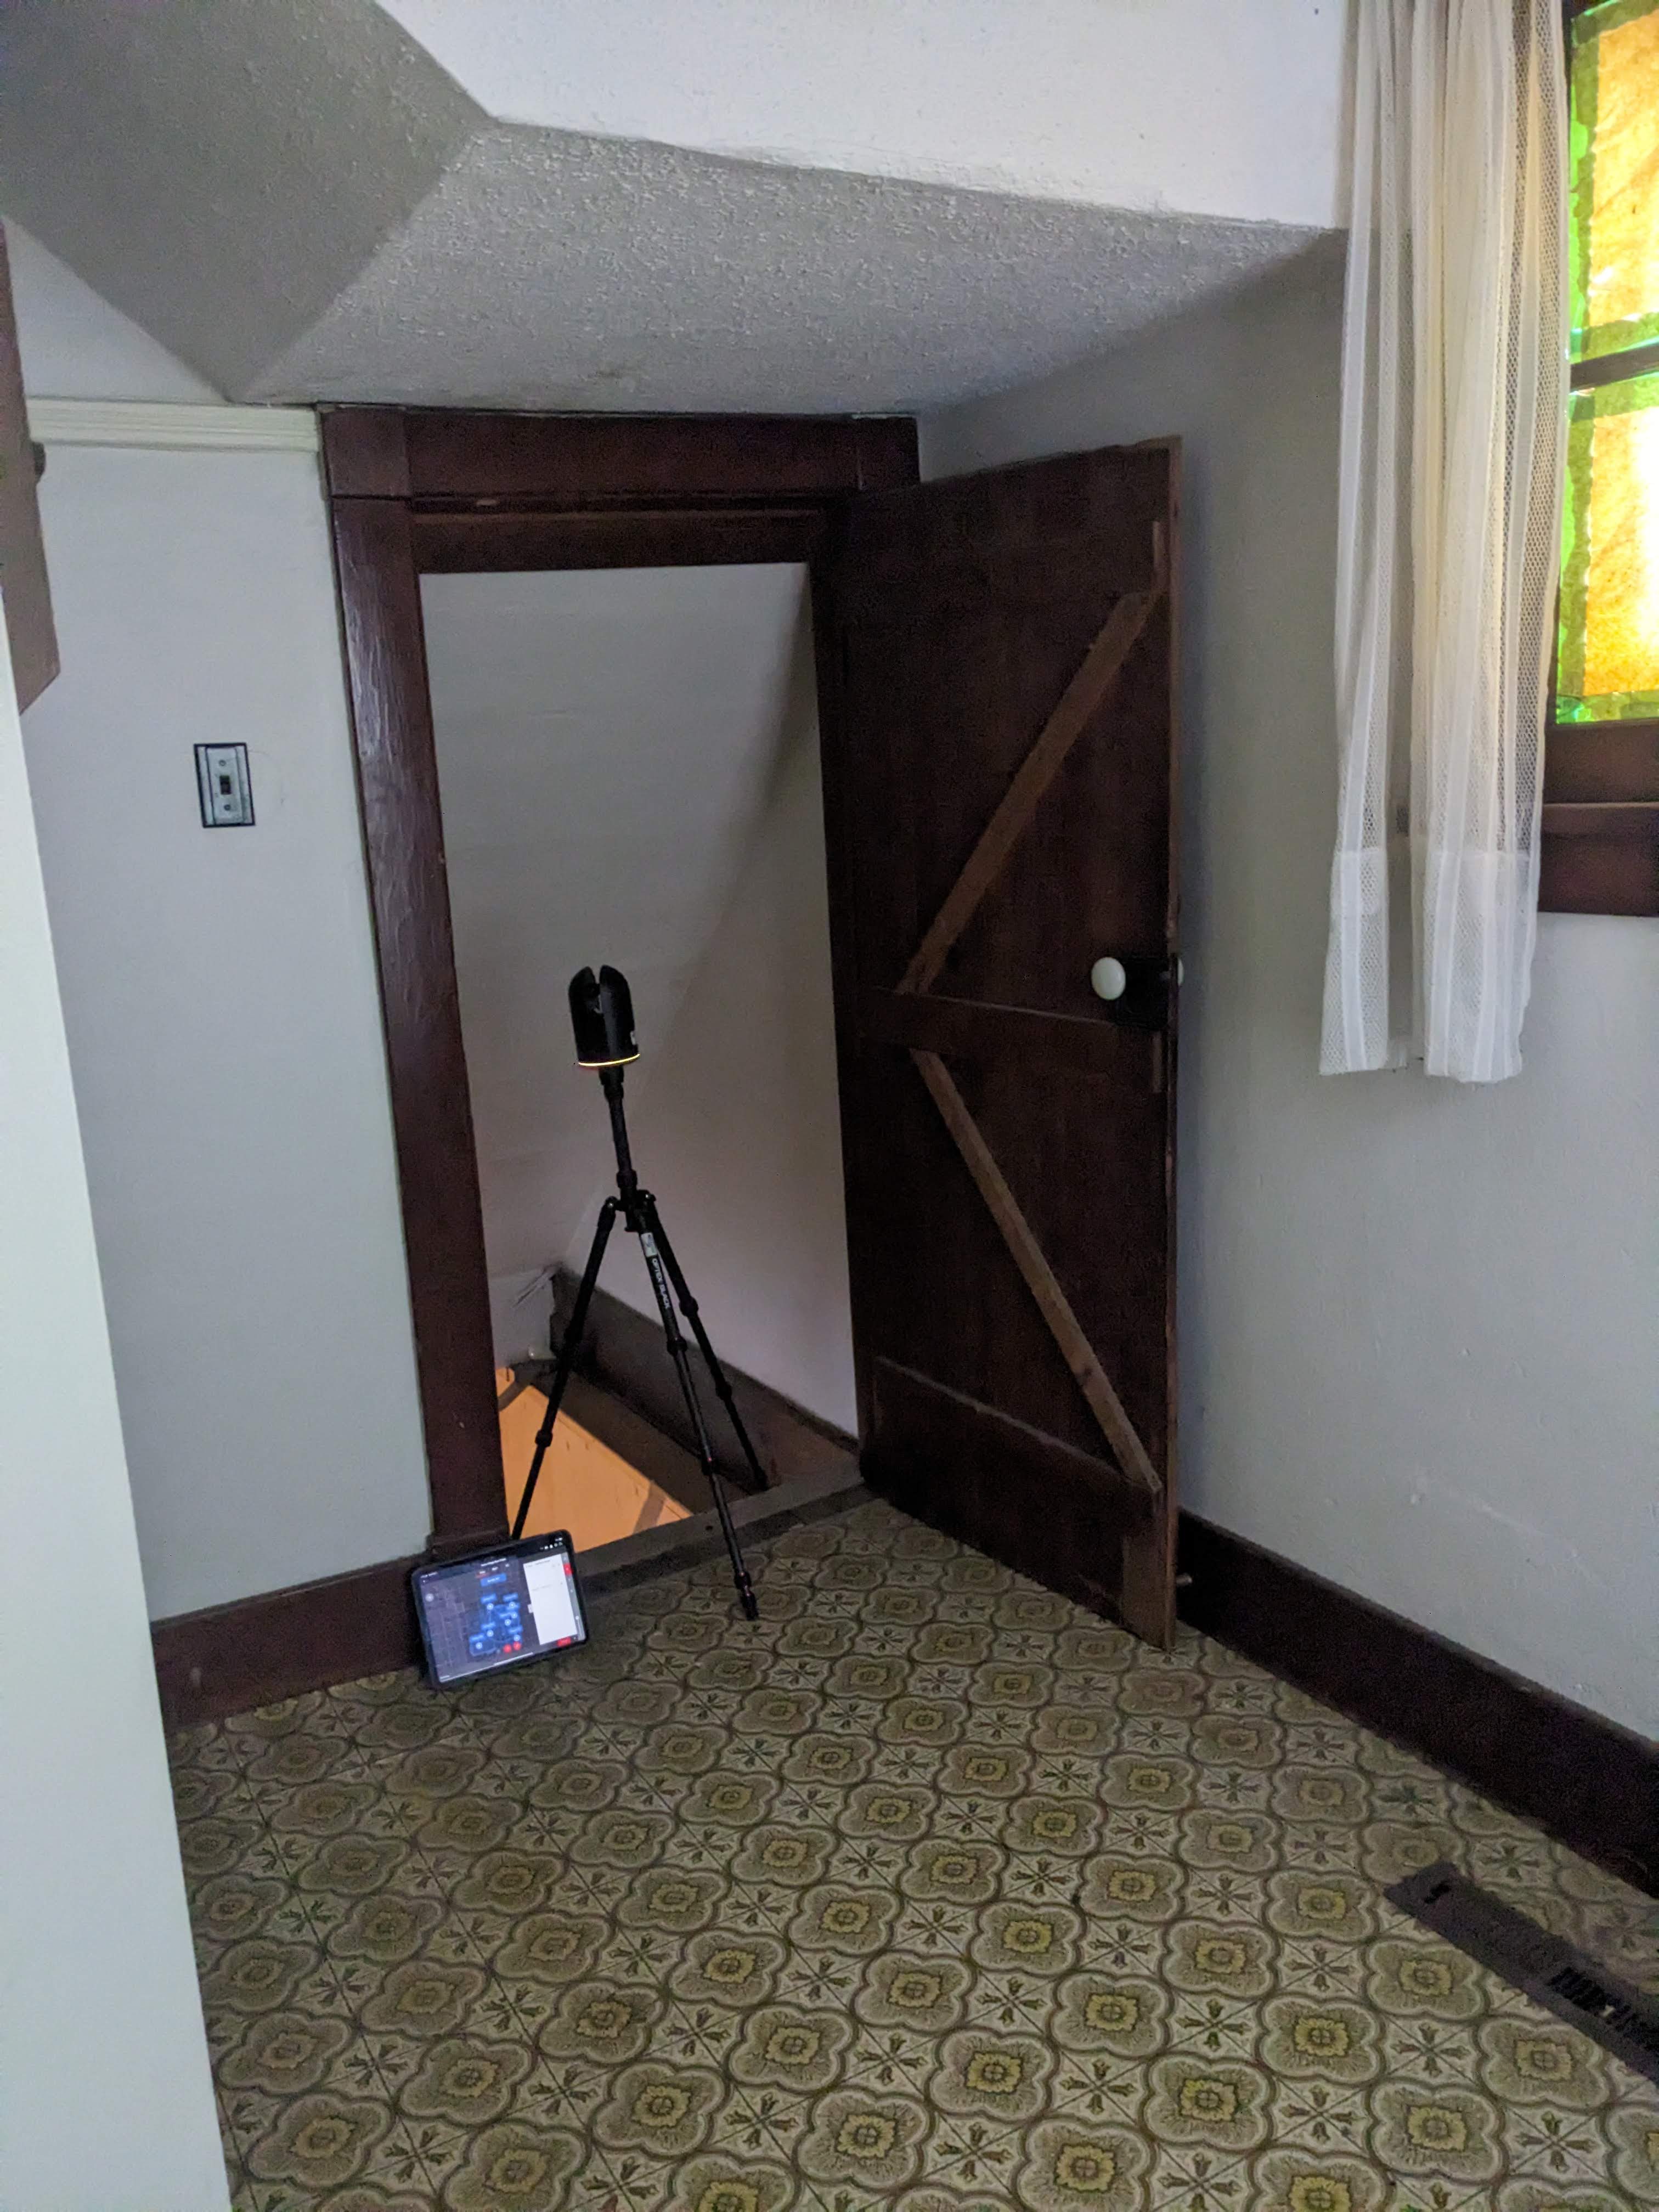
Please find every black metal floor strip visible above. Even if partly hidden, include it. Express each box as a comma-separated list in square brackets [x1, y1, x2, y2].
[1387, 1861, 1659, 2087]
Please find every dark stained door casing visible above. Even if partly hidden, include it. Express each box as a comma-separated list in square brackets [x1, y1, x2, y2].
[816, 443, 1180, 1644]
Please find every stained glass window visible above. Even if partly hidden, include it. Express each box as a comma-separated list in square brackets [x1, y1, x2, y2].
[1557, 371, 1659, 720]
[1556, 0, 1659, 725]
[1568, 0, 1659, 362]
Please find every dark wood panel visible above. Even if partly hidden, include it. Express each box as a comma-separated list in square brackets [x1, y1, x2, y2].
[823, 442, 1179, 1645]
[320, 408, 411, 498]
[1539, 823, 1659, 916]
[1541, 801, 1659, 837]
[413, 507, 828, 574]
[809, 545, 881, 1456]
[324, 409, 918, 505]
[838, 465, 1171, 1017]
[850, 1041, 1110, 1464]
[1543, 720, 1659, 804]
[1540, 721, 1659, 914]
[328, 498, 506, 1548]
[913, 1048, 1162, 1499]
[867, 1358, 1153, 1622]
[966, 1051, 1169, 1466]
[0, 225, 57, 707]
[859, 986, 1152, 1083]
[1568, 335, 1659, 392]
[853, 416, 924, 491]
[837, 464, 1161, 568]
[1178, 1514, 1658, 1897]
[837, 449, 1165, 611]
[153, 1556, 422, 1728]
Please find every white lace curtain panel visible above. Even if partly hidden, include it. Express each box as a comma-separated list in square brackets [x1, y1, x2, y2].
[1321, 0, 1568, 1083]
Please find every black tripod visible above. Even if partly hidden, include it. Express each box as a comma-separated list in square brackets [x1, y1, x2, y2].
[511, 1062, 761, 1621]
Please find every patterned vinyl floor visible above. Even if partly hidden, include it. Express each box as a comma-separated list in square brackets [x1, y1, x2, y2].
[169, 1496, 1659, 2212]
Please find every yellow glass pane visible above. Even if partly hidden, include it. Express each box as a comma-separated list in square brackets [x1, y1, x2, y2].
[1585, 405, 1659, 699]
[1558, 371, 1659, 720]
[1570, 0, 1659, 360]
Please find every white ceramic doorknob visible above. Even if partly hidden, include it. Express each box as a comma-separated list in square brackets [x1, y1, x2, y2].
[1090, 956, 1128, 1002]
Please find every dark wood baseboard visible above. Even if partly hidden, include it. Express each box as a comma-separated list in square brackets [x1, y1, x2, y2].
[153, 1555, 423, 1729]
[579, 1470, 868, 1606]
[154, 1328, 856, 1729]
[551, 1273, 859, 1497]
[1177, 1513, 1658, 1897]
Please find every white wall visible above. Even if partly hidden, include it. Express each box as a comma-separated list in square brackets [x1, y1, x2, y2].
[0, 613, 228, 2212]
[425, 564, 855, 1432]
[924, 248, 1659, 1737]
[8, 224, 431, 1618]
[424, 564, 810, 1316]
[602, 617, 857, 1434]
[21, 441, 431, 1620]
[380, 0, 1348, 229]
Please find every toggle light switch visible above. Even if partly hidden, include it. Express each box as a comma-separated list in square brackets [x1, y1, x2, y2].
[195, 743, 255, 827]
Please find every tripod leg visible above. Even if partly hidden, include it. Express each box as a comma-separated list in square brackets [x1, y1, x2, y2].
[511, 1200, 618, 1541]
[635, 1224, 759, 1621]
[643, 1198, 772, 1494]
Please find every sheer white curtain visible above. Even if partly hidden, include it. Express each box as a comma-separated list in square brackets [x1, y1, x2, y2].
[1321, 0, 1568, 1082]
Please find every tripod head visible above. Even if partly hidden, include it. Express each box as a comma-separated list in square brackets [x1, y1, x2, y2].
[569, 965, 638, 1069]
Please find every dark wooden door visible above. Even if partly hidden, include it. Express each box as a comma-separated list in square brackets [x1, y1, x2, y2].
[817, 443, 1179, 1643]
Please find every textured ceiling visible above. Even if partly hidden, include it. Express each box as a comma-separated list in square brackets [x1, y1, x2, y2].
[0, 0, 1333, 413]
[253, 126, 1323, 413]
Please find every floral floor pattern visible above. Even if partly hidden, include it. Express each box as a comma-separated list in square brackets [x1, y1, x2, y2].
[168, 1495, 1659, 2212]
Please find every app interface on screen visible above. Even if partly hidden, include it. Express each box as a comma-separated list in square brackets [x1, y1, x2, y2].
[419, 1548, 583, 1681]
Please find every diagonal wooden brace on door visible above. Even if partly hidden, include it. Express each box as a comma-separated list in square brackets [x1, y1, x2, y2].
[898, 526, 1167, 998]
[898, 525, 1168, 1504]
[912, 1050, 1161, 1503]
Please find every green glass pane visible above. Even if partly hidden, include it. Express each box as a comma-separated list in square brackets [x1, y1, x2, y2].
[1568, 0, 1659, 363]
[1558, 370, 1659, 721]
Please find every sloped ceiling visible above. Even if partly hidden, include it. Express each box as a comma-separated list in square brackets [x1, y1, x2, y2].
[253, 128, 1324, 415]
[0, 0, 479, 396]
[0, 0, 1340, 413]
[4, 224, 221, 403]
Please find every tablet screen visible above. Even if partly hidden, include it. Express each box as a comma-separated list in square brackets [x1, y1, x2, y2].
[411, 1532, 588, 1686]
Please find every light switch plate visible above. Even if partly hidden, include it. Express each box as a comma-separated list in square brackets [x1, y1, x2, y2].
[195, 742, 254, 827]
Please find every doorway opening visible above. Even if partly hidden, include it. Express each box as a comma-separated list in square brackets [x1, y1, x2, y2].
[419, 561, 856, 1558]
[495, 1367, 689, 1548]
[328, 409, 1180, 1651]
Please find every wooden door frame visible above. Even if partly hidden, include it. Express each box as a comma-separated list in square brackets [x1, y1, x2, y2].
[321, 407, 919, 1554]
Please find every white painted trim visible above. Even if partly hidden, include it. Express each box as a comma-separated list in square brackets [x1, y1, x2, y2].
[24, 399, 319, 453]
